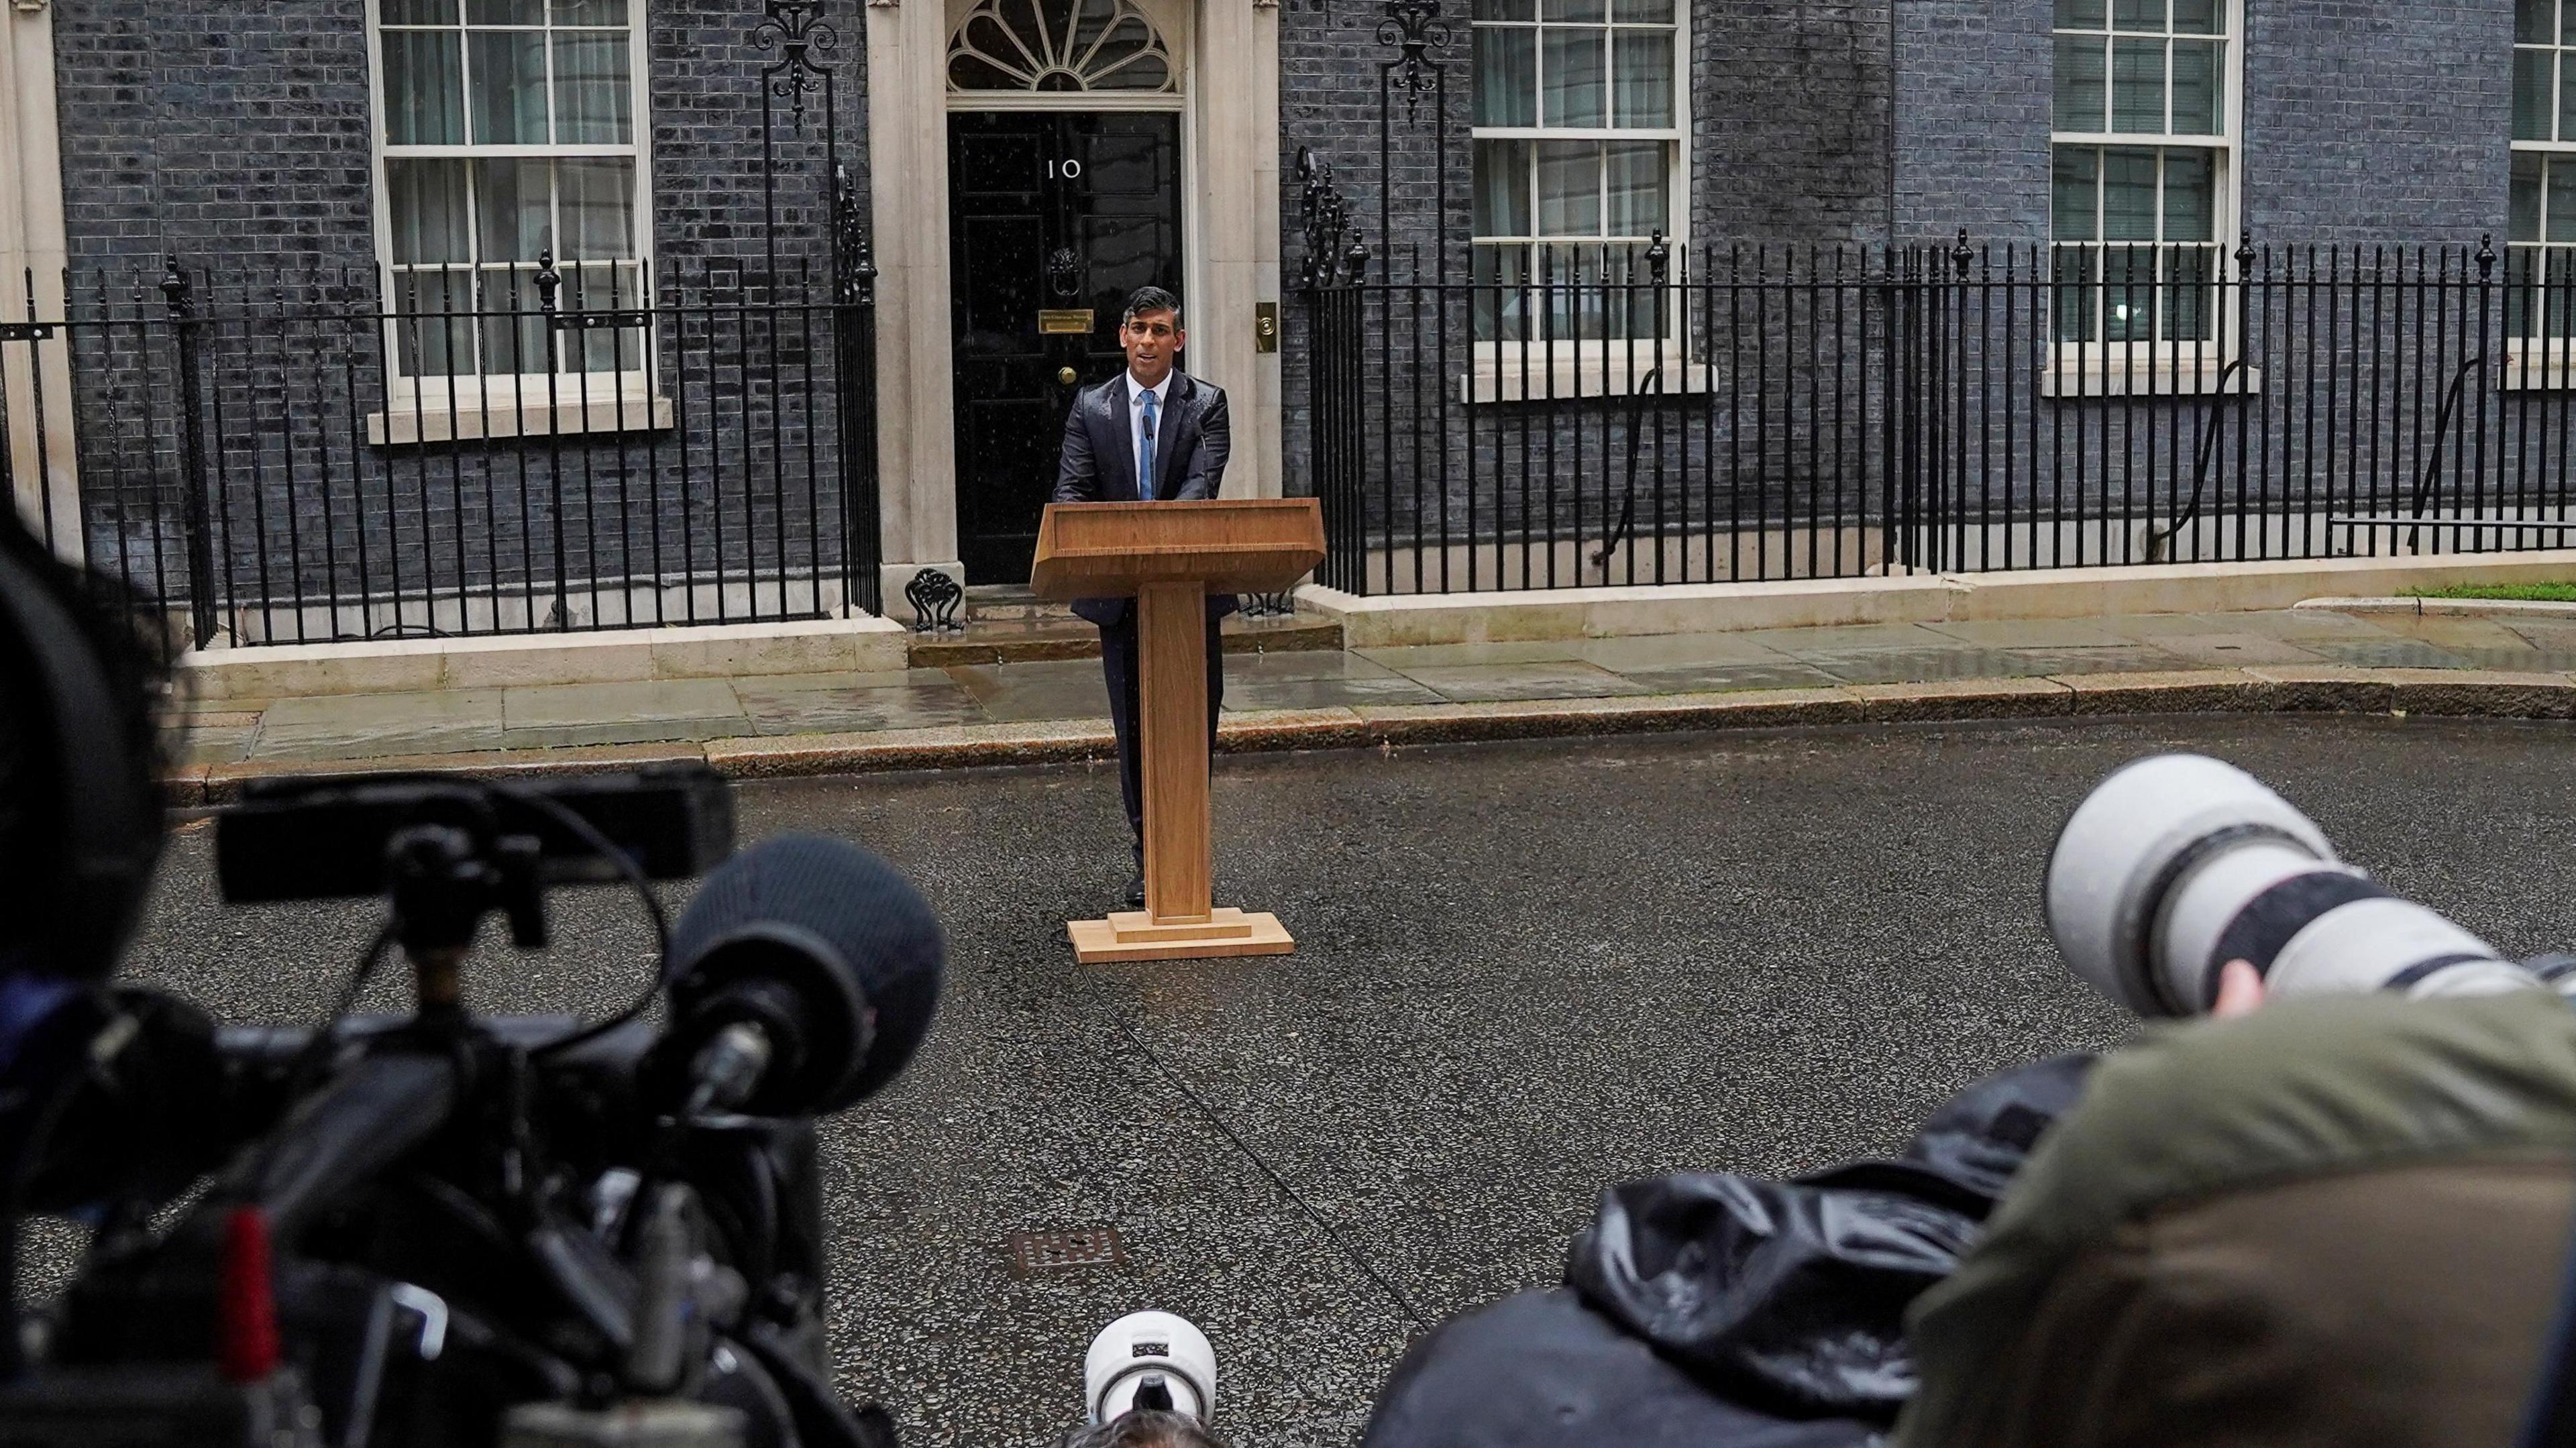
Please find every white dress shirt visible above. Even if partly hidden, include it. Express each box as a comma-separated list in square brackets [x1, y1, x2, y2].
[1126, 370, 1173, 499]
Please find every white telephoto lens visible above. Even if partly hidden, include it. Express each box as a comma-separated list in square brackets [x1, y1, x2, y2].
[1085, 1311, 1216, 1427]
[2047, 754, 2337, 1015]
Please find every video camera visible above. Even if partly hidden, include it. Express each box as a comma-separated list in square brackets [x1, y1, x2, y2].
[0, 763, 945, 1448]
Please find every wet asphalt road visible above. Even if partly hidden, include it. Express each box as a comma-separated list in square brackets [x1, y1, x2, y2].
[109, 714, 2576, 1445]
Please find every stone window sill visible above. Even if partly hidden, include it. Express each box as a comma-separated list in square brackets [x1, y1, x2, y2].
[367, 388, 676, 446]
[2039, 350, 2263, 400]
[2499, 341, 2576, 392]
[1460, 349, 1713, 405]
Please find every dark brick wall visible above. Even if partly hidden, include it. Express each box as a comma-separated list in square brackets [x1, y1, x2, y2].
[49, 0, 871, 280]
[51, 0, 380, 278]
[1896, 0, 2516, 247]
[2241, 1, 2508, 244]
[1277, 0, 1474, 500]
[44, 1, 878, 625]
[1690, 0, 1892, 247]
[1893, 0, 2053, 244]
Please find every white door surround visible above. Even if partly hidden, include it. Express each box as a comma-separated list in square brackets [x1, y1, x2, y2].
[864, 0, 1281, 606]
[1, 0, 78, 557]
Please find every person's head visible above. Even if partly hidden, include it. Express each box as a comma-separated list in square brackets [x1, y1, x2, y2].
[1060, 1409, 1228, 1448]
[1119, 286, 1185, 388]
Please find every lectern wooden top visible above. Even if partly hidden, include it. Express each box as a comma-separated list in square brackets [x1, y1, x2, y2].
[1028, 498, 1326, 600]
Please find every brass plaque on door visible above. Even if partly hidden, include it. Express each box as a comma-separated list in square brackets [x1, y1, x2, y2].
[1037, 308, 1095, 335]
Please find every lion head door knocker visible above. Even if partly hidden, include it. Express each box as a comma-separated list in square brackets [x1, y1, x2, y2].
[1046, 247, 1084, 301]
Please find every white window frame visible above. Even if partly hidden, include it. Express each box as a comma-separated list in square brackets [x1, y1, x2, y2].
[1468, 0, 1692, 402]
[2508, 0, 2576, 386]
[363, 0, 665, 443]
[2046, 0, 2246, 398]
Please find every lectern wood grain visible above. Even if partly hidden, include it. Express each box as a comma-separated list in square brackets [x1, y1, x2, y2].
[1137, 581, 1214, 923]
[1037, 498, 1318, 963]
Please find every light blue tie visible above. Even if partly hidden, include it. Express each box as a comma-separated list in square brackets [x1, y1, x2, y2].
[1138, 388, 1159, 502]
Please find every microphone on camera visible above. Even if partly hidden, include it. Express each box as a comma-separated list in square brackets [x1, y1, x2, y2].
[653, 834, 945, 1117]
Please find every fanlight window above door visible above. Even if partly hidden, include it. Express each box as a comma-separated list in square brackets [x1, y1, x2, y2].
[947, 0, 1176, 93]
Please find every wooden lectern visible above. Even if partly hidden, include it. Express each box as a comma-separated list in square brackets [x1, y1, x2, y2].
[1030, 498, 1326, 963]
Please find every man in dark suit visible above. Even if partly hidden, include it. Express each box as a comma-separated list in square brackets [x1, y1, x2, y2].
[1054, 285, 1232, 910]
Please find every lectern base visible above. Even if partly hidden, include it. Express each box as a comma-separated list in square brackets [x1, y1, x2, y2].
[1067, 906, 1296, 963]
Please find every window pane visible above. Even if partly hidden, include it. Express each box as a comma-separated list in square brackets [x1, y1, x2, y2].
[2171, 0, 2218, 34]
[2054, 37, 2106, 131]
[1541, 0, 1606, 21]
[2111, 0, 2161, 27]
[1612, 30, 1672, 127]
[387, 159, 472, 264]
[1610, 0, 1672, 21]
[2162, 148, 2213, 241]
[2551, 160, 2576, 247]
[561, 158, 636, 260]
[2054, 0, 2106, 27]
[2170, 41, 2218, 133]
[1474, 139, 1534, 235]
[474, 158, 552, 264]
[2561, 58, 2576, 152]
[2522, 0, 2555, 44]
[2052, 147, 2100, 241]
[553, 0, 628, 21]
[1475, 26, 1538, 126]
[2518, 49, 2555, 141]
[393, 269, 475, 378]
[1476, 0, 1536, 19]
[1605, 141, 1664, 234]
[2110, 39, 2165, 133]
[467, 29, 547, 144]
[466, 0, 543, 21]
[1542, 28, 1607, 126]
[2053, 245, 2098, 342]
[382, 30, 466, 146]
[383, 0, 455, 22]
[2515, 153, 2545, 244]
[2102, 148, 2158, 240]
[1535, 140, 1601, 235]
[553, 31, 633, 144]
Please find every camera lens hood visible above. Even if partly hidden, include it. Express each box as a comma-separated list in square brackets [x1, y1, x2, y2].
[2046, 754, 2336, 1015]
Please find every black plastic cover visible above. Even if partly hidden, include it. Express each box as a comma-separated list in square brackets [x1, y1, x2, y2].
[1362, 1054, 2098, 1448]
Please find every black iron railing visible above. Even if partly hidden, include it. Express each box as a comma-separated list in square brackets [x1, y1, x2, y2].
[1, 235, 879, 648]
[1294, 205, 2576, 595]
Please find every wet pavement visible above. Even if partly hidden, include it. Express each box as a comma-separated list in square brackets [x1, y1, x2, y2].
[101, 713, 2576, 1445]
[167, 605, 2576, 766]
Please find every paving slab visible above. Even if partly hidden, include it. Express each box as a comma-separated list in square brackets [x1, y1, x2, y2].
[499, 678, 751, 749]
[2116, 630, 2327, 666]
[735, 670, 991, 736]
[1222, 674, 1447, 712]
[1919, 618, 2135, 648]
[1612, 660, 1847, 693]
[945, 661, 1118, 722]
[250, 687, 508, 760]
[1568, 632, 1805, 671]
[1393, 661, 1651, 703]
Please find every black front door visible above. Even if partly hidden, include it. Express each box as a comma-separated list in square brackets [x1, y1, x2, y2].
[949, 111, 1183, 583]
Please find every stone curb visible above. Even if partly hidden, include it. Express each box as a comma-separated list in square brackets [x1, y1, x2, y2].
[162, 665, 2576, 807]
[2300, 596, 2576, 618]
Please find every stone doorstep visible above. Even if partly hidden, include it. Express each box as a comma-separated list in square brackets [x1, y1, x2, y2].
[904, 613, 1343, 668]
[1299, 550, 2576, 648]
[163, 665, 2576, 807]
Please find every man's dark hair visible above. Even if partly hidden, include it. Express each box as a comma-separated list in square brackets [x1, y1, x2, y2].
[1057, 1410, 1228, 1448]
[1122, 286, 1183, 328]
